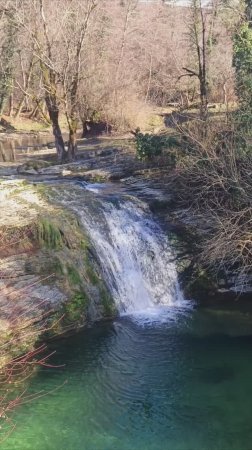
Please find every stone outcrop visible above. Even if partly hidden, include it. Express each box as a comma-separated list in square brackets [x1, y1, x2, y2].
[0, 180, 116, 364]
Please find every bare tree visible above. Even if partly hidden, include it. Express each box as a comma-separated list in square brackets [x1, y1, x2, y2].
[14, 46, 35, 118]
[180, 0, 221, 120]
[0, 0, 235, 143]
[37, 0, 66, 162]
[62, 0, 97, 160]
[0, 3, 18, 116]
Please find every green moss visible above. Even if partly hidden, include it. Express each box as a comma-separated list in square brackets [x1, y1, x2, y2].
[185, 269, 217, 299]
[86, 266, 100, 285]
[80, 239, 89, 250]
[89, 174, 107, 183]
[83, 252, 100, 285]
[30, 256, 64, 278]
[64, 291, 88, 323]
[67, 264, 82, 286]
[37, 218, 63, 249]
[36, 183, 52, 201]
[0, 325, 39, 366]
[51, 258, 64, 275]
[99, 285, 116, 316]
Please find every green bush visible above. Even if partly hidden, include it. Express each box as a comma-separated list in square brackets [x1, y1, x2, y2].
[134, 131, 179, 161]
[135, 133, 162, 160]
[233, 23, 252, 132]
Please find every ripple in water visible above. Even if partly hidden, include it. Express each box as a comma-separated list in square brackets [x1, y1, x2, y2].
[11, 183, 250, 450]
[2, 317, 252, 450]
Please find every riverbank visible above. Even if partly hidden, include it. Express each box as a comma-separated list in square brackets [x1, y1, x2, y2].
[0, 179, 117, 365]
[1, 131, 251, 303]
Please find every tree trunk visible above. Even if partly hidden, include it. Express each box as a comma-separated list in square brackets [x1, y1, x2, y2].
[15, 96, 25, 118]
[8, 93, 14, 117]
[15, 53, 34, 118]
[67, 118, 78, 162]
[199, 5, 208, 121]
[10, 141, 15, 161]
[0, 142, 7, 162]
[36, 100, 50, 125]
[39, 65, 66, 162]
[82, 119, 88, 138]
[29, 103, 39, 119]
[199, 79, 208, 121]
[52, 115, 66, 163]
[46, 105, 66, 163]
[68, 130, 77, 162]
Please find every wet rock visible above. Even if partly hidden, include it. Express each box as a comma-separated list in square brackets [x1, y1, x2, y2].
[0, 180, 116, 359]
[0, 165, 17, 176]
[97, 148, 115, 157]
[39, 165, 71, 175]
[108, 171, 130, 181]
[17, 167, 38, 175]
[82, 169, 111, 182]
[17, 159, 51, 175]
[47, 142, 56, 149]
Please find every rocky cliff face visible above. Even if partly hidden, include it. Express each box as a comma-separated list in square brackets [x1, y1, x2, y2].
[0, 180, 116, 365]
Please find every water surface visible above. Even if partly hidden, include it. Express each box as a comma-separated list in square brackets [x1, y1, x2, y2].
[2, 310, 252, 450]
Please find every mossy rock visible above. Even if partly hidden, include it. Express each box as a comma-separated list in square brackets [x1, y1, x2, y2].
[67, 264, 82, 286]
[17, 160, 51, 173]
[0, 181, 118, 366]
[37, 218, 64, 250]
[184, 269, 218, 299]
[63, 291, 89, 324]
[34, 204, 117, 329]
[99, 285, 117, 316]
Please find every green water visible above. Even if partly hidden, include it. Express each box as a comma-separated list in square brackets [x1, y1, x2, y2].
[2, 308, 252, 450]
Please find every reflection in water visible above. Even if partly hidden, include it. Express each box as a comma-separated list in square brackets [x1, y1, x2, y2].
[0, 135, 54, 162]
[0, 141, 16, 161]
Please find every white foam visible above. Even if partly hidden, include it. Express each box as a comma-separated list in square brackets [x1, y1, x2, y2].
[77, 197, 187, 316]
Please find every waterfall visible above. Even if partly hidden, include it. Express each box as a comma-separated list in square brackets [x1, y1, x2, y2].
[76, 189, 185, 318]
[56, 182, 187, 319]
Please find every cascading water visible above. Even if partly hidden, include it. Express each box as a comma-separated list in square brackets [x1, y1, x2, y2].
[57, 182, 187, 319]
[80, 199, 183, 316]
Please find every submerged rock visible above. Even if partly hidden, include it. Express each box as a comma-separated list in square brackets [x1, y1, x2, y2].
[198, 366, 235, 384]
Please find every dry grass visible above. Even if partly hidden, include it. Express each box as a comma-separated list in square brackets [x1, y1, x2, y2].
[168, 118, 252, 290]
